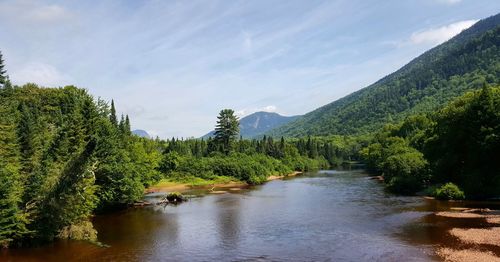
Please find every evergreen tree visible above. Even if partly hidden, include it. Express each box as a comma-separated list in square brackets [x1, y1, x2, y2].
[214, 109, 239, 154]
[125, 115, 131, 135]
[0, 99, 29, 247]
[119, 114, 126, 135]
[109, 100, 118, 127]
[0, 51, 7, 87]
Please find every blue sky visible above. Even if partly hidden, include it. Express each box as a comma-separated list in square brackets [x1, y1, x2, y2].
[1, 0, 499, 138]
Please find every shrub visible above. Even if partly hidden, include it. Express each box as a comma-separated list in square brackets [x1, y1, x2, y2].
[57, 221, 97, 242]
[434, 183, 465, 200]
[386, 175, 423, 195]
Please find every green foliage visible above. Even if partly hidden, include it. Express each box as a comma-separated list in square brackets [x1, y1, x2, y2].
[269, 15, 500, 137]
[424, 86, 500, 198]
[0, 90, 30, 247]
[159, 132, 339, 186]
[161, 153, 292, 185]
[0, 84, 163, 247]
[214, 109, 239, 154]
[360, 136, 429, 194]
[361, 86, 500, 199]
[56, 221, 97, 242]
[433, 183, 465, 200]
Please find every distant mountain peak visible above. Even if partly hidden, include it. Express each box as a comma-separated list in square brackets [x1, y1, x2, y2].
[132, 129, 151, 138]
[202, 111, 300, 139]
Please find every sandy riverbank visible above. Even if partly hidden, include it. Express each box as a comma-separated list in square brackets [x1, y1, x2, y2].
[437, 248, 500, 262]
[146, 171, 303, 194]
[435, 208, 500, 262]
[146, 181, 246, 194]
[267, 171, 303, 181]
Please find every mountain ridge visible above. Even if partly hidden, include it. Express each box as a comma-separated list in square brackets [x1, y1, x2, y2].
[202, 111, 300, 139]
[267, 13, 500, 137]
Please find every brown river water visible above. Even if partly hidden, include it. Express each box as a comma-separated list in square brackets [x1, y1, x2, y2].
[1, 169, 499, 261]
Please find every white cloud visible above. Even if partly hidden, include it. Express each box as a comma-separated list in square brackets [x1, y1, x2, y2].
[0, 1, 72, 25]
[235, 105, 278, 117]
[262, 105, 277, 112]
[436, 0, 462, 5]
[11, 62, 73, 87]
[408, 20, 477, 46]
[28, 4, 71, 22]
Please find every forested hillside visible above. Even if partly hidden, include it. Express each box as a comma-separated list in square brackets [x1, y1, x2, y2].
[360, 86, 500, 199]
[0, 84, 161, 247]
[269, 13, 500, 137]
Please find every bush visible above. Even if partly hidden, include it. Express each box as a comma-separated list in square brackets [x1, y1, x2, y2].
[387, 175, 423, 195]
[434, 183, 465, 200]
[56, 221, 97, 242]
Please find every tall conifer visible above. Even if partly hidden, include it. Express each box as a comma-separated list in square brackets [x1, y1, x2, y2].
[109, 100, 118, 127]
[0, 51, 7, 87]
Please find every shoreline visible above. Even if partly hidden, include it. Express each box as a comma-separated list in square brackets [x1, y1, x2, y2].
[146, 171, 304, 194]
[145, 180, 247, 194]
[267, 171, 303, 181]
[435, 208, 500, 262]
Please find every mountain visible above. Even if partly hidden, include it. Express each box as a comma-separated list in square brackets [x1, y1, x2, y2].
[203, 112, 300, 139]
[132, 129, 151, 138]
[268, 13, 500, 137]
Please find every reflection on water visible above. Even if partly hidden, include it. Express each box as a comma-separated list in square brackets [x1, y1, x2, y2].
[2, 169, 499, 261]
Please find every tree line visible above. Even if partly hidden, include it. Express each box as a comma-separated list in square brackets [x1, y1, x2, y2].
[157, 108, 363, 185]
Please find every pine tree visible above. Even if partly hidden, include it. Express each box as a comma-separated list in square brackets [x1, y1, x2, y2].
[213, 109, 239, 154]
[0, 51, 8, 87]
[125, 115, 131, 135]
[279, 137, 286, 158]
[0, 100, 29, 247]
[119, 114, 125, 133]
[109, 100, 118, 127]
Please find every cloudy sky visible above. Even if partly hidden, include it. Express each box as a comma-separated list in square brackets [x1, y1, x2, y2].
[1, 0, 499, 138]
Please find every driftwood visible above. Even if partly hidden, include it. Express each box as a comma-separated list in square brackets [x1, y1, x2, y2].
[133, 201, 152, 207]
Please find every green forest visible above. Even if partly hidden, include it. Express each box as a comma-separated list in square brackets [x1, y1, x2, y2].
[0, 83, 163, 247]
[361, 86, 500, 199]
[0, 82, 354, 247]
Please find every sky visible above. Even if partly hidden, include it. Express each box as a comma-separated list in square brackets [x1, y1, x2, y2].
[1, 0, 499, 138]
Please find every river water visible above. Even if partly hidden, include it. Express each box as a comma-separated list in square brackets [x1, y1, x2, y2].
[2, 169, 499, 261]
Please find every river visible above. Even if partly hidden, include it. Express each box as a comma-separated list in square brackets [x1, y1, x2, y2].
[2, 169, 499, 261]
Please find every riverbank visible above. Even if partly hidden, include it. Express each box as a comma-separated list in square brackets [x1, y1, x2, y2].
[145, 176, 245, 193]
[146, 171, 303, 193]
[435, 208, 500, 262]
[267, 171, 303, 181]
